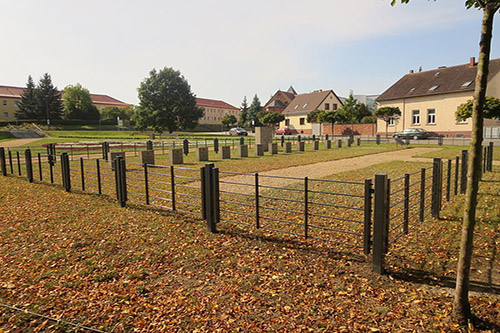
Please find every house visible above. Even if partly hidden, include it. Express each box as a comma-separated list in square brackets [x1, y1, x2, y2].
[279, 89, 344, 135]
[263, 86, 298, 113]
[376, 57, 500, 137]
[196, 97, 240, 125]
[0, 84, 130, 122]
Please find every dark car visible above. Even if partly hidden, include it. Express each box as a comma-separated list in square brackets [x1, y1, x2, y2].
[275, 128, 293, 135]
[228, 127, 248, 136]
[393, 128, 442, 140]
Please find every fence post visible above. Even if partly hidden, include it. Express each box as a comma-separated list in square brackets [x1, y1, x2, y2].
[96, 159, 102, 195]
[460, 150, 468, 194]
[16, 151, 21, 176]
[255, 173, 260, 229]
[0, 148, 6, 176]
[80, 158, 85, 191]
[183, 139, 189, 156]
[114, 156, 127, 207]
[37, 153, 42, 181]
[431, 158, 442, 218]
[363, 178, 373, 255]
[372, 174, 389, 274]
[214, 139, 219, 154]
[419, 168, 426, 222]
[61, 153, 71, 192]
[454, 156, 459, 196]
[201, 163, 217, 233]
[446, 159, 451, 201]
[8, 150, 13, 174]
[487, 142, 494, 172]
[403, 174, 410, 234]
[25, 149, 33, 183]
[170, 165, 176, 211]
[144, 164, 149, 205]
[304, 177, 309, 239]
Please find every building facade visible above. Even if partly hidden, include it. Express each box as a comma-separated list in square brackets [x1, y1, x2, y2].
[196, 97, 240, 125]
[263, 86, 297, 113]
[279, 90, 344, 135]
[377, 57, 500, 137]
[0, 84, 130, 122]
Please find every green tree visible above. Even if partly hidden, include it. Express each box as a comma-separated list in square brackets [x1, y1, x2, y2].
[238, 96, 249, 127]
[339, 92, 359, 125]
[392, 0, 500, 324]
[373, 106, 401, 137]
[318, 110, 348, 135]
[306, 109, 324, 124]
[247, 94, 262, 127]
[100, 106, 134, 122]
[360, 115, 377, 124]
[16, 75, 38, 120]
[36, 73, 63, 123]
[357, 103, 372, 122]
[136, 67, 203, 133]
[63, 83, 100, 120]
[456, 96, 500, 120]
[257, 111, 285, 126]
[221, 114, 237, 129]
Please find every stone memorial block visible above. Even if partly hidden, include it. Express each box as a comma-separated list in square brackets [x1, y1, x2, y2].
[269, 143, 278, 155]
[196, 147, 209, 161]
[326, 140, 332, 149]
[255, 144, 264, 156]
[110, 152, 126, 170]
[347, 139, 352, 147]
[238, 145, 248, 158]
[336, 139, 342, 148]
[141, 150, 155, 165]
[312, 140, 319, 150]
[220, 146, 231, 159]
[146, 140, 153, 150]
[255, 126, 274, 152]
[169, 148, 183, 164]
[376, 134, 381, 145]
[284, 142, 292, 153]
[298, 142, 305, 152]
[356, 137, 361, 146]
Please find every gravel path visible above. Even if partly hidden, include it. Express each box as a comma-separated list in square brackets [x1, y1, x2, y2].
[216, 147, 442, 194]
[1, 138, 43, 148]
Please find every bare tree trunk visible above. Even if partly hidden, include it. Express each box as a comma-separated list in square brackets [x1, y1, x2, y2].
[452, 3, 497, 325]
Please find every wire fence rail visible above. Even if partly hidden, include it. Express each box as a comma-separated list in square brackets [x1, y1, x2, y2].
[0, 143, 495, 275]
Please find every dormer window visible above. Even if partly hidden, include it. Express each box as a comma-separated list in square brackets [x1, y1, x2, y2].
[409, 88, 416, 92]
[303, 103, 308, 108]
[429, 85, 439, 91]
[294, 105, 299, 110]
[461, 81, 473, 88]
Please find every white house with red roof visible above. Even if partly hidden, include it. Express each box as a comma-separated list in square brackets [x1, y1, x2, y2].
[196, 97, 240, 125]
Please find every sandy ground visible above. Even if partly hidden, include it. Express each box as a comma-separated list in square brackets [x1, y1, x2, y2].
[0, 138, 43, 148]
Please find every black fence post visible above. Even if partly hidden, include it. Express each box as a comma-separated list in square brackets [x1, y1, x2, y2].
[8, 150, 13, 174]
[419, 168, 426, 222]
[25, 149, 33, 183]
[363, 178, 373, 255]
[61, 153, 71, 192]
[403, 174, 410, 234]
[455, 156, 459, 196]
[96, 159, 102, 195]
[214, 139, 219, 154]
[183, 139, 189, 156]
[16, 151, 21, 176]
[201, 163, 217, 233]
[170, 165, 176, 211]
[446, 159, 451, 201]
[37, 153, 42, 181]
[114, 156, 127, 207]
[80, 157, 85, 191]
[431, 158, 442, 218]
[255, 173, 260, 229]
[144, 164, 150, 205]
[304, 177, 309, 239]
[240, 137, 244, 146]
[376, 134, 381, 145]
[460, 150, 468, 194]
[487, 142, 494, 172]
[372, 174, 389, 274]
[102, 142, 109, 161]
[0, 147, 6, 176]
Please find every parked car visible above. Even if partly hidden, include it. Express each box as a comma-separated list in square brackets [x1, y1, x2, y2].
[228, 127, 248, 136]
[275, 128, 293, 135]
[393, 128, 442, 140]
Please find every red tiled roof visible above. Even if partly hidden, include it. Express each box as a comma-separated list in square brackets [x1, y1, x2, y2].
[0, 85, 130, 106]
[196, 97, 239, 110]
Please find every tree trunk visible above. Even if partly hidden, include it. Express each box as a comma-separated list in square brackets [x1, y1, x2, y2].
[452, 3, 497, 325]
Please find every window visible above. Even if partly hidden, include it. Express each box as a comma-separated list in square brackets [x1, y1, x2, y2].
[294, 105, 299, 110]
[325, 103, 330, 110]
[303, 103, 308, 109]
[14, 101, 19, 108]
[2, 100, 6, 106]
[285, 119, 290, 126]
[332, 104, 337, 110]
[427, 109, 436, 124]
[461, 81, 473, 88]
[429, 85, 439, 91]
[3, 112, 8, 118]
[412, 110, 420, 125]
[299, 118, 305, 125]
[388, 117, 395, 126]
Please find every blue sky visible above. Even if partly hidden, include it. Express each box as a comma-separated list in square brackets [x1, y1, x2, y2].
[2, 0, 499, 107]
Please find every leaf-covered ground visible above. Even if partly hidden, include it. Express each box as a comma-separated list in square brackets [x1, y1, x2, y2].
[0, 167, 499, 332]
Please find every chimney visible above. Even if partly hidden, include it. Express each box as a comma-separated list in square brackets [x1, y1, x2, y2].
[469, 57, 476, 67]
[409, 70, 414, 74]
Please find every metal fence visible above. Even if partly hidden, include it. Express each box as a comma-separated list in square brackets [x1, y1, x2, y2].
[0, 142, 495, 275]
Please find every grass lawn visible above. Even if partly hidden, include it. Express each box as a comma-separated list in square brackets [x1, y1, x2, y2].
[0, 159, 499, 331]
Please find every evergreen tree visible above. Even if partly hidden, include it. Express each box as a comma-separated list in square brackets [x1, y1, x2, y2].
[357, 103, 372, 122]
[16, 76, 38, 120]
[238, 96, 249, 127]
[247, 94, 262, 126]
[339, 92, 359, 125]
[36, 73, 63, 122]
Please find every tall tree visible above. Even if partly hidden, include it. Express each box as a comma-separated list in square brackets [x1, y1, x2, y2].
[339, 92, 359, 126]
[392, 0, 500, 324]
[36, 73, 63, 123]
[238, 96, 249, 127]
[63, 83, 100, 120]
[247, 94, 262, 126]
[100, 105, 134, 122]
[221, 114, 237, 129]
[136, 67, 203, 133]
[373, 106, 401, 136]
[16, 75, 38, 120]
[357, 103, 372, 122]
